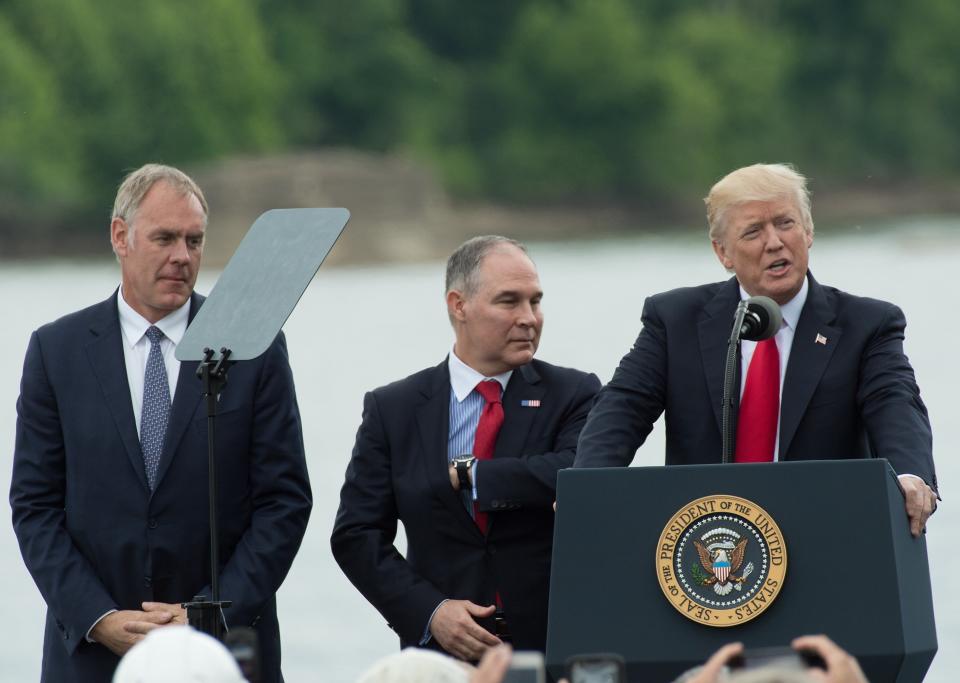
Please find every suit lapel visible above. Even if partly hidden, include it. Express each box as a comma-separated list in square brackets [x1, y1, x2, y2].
[418, 361, 482, 539]
[495, 364, 544, 461]
[84, 293, 150, 493]
[485, 364, 545, 535]
[779, 274, 840, 458]
[154, 293, 204, 492]
[697, 278, 741, 436]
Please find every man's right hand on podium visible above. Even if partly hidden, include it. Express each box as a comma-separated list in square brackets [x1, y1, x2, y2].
[898, 475, 938, 537]
[430, 599, 502, 662]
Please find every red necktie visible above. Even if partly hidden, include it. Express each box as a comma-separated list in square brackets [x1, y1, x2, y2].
[735, 337, 780, 463]
[472, 381, 504, 533]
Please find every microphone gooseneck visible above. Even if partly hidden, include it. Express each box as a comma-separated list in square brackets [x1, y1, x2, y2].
[722, 295, 783, 463]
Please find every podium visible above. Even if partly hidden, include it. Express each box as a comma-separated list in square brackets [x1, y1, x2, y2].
[546, 460, 936, 683]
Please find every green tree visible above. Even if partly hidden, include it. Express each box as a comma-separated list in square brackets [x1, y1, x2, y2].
[4, 0, 284, 227]
[264, 0, 449, 150]
[0, 13, 82, 232]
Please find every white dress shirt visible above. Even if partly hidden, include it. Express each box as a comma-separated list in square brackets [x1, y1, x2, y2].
[448, 348, 512, 402]
[117, 289, 190, 434]
[738, 277, 808, 462]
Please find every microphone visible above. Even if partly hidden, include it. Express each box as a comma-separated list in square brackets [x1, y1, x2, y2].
[721, 295, 783, 462]
[739, 296, 782, 341]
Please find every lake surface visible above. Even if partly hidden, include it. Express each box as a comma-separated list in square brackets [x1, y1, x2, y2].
[1, 223, 957, 682]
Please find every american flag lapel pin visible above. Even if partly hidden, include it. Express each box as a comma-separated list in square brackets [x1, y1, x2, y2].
[815, 333, 828, 345]
[520, 399, 541, 408]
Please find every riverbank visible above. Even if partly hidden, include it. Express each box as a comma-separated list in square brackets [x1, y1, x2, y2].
[5, 151, 960, 267]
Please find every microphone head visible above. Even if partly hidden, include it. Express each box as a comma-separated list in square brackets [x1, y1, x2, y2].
[741, 296, 782, 341]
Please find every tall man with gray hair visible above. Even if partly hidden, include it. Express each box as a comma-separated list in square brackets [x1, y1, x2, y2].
[11, 163, 312, 682]
[574, 163, 938, 535]
[332, 235, 600, 660]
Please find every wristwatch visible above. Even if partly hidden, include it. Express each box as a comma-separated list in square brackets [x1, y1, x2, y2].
[452, 456, 476, 491]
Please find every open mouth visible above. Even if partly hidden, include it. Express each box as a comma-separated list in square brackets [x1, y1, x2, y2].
[767, 259, 789, 274]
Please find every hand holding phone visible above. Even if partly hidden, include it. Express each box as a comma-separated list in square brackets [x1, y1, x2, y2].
[502, 651, 546, 683]
[792, 635, 868, 683]
[728, 645, 825, 672]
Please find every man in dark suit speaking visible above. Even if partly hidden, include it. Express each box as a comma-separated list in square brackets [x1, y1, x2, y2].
[10, 164, 312, 682]
[574, 163, 938, 536]
[331, 236, 600, 661]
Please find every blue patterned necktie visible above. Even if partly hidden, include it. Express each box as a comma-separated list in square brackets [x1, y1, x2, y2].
[140, 326, 171, 491]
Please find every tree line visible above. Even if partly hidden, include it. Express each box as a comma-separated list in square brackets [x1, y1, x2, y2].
[2, 0, 959, 244]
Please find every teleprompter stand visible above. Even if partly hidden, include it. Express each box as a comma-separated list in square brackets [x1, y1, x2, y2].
[182, 347, 234, 639]
[176, 208, 350, 639]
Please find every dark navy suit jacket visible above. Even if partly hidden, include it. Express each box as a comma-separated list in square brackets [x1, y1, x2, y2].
[575, 274, 937, 489]
[331, 359, 599, 654]
[11, 292, 312, 683]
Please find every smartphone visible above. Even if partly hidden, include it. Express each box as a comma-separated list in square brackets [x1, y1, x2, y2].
[566, 653, 626, 683]
[728, 646, 826, 671]
[502, 651, 546, 683]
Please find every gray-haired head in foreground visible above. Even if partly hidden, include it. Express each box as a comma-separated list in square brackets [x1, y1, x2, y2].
[111, 163, 208, 250]
[355, 648, 470, 683]
[445, 235, 528, 296]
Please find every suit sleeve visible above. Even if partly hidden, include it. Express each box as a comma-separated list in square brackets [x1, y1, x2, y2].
[200, 333, 313, 628]
[857, 303, 937, 491]
[474, 371, 600, 511]
[330, 391, 448, 644]
[10, 331, 118, 654]
[574, 296, 670, 467]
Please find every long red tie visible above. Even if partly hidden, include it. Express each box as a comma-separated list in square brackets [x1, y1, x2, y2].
[735, 337, 780, 463]
[472, 381, 504, 534]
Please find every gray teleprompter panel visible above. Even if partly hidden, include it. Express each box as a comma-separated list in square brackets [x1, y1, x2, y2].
[177, 208, 349, 361]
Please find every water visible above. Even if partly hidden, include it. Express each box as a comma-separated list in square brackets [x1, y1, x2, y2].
[1, 224, 957, 682]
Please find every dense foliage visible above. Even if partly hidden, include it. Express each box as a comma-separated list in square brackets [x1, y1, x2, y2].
[2, 0, 959, 239]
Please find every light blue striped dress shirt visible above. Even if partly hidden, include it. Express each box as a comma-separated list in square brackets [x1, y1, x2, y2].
[420, 350, 511, 644]
[447, 349, 512, 503]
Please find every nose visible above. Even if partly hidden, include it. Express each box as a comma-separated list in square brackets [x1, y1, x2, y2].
[169, 237, 191, 264]
[516, 301, 538, 327]
[763, 224, 784, 250]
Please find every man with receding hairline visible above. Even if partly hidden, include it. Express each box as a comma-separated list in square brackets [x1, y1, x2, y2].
[575, 163, 938, 536]
[332, 235, 600, 661]
[11, 163, 311, 682]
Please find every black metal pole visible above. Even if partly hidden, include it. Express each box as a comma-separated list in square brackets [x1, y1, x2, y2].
[185, 347, 233, 640]
[721, 301, 749, 464]
[205, 367, 220, 604]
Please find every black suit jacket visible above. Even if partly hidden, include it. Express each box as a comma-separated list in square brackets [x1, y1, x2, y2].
[330, 358, 600, 653]
[10, 292, 312, 683]
[575, 274, 936, 489]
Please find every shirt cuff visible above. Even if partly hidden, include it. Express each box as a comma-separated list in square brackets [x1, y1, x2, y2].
[420, 599, 449, 645]
[87, 609, 117, 643]
[471, 461, 479, 501]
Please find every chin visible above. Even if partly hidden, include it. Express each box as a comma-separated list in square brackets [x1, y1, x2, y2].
[158, 294, 190, 310]
[508, 350, 536, 367]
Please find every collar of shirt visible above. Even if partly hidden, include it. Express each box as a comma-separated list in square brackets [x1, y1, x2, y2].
[117, 288, 191, 349]
[738, 274, 808, 334]
[447, 347, 512, 402]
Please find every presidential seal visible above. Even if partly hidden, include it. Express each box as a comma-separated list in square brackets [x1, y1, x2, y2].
[655, 495, 787, 627]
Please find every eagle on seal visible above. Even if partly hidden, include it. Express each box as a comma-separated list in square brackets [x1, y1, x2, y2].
[694, 537, 750, 596]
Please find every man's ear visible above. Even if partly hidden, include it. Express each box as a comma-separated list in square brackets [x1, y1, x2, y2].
[712, 240, 733, 270]
[446, 289, 467, 322]
[111, 217, 130, 257]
